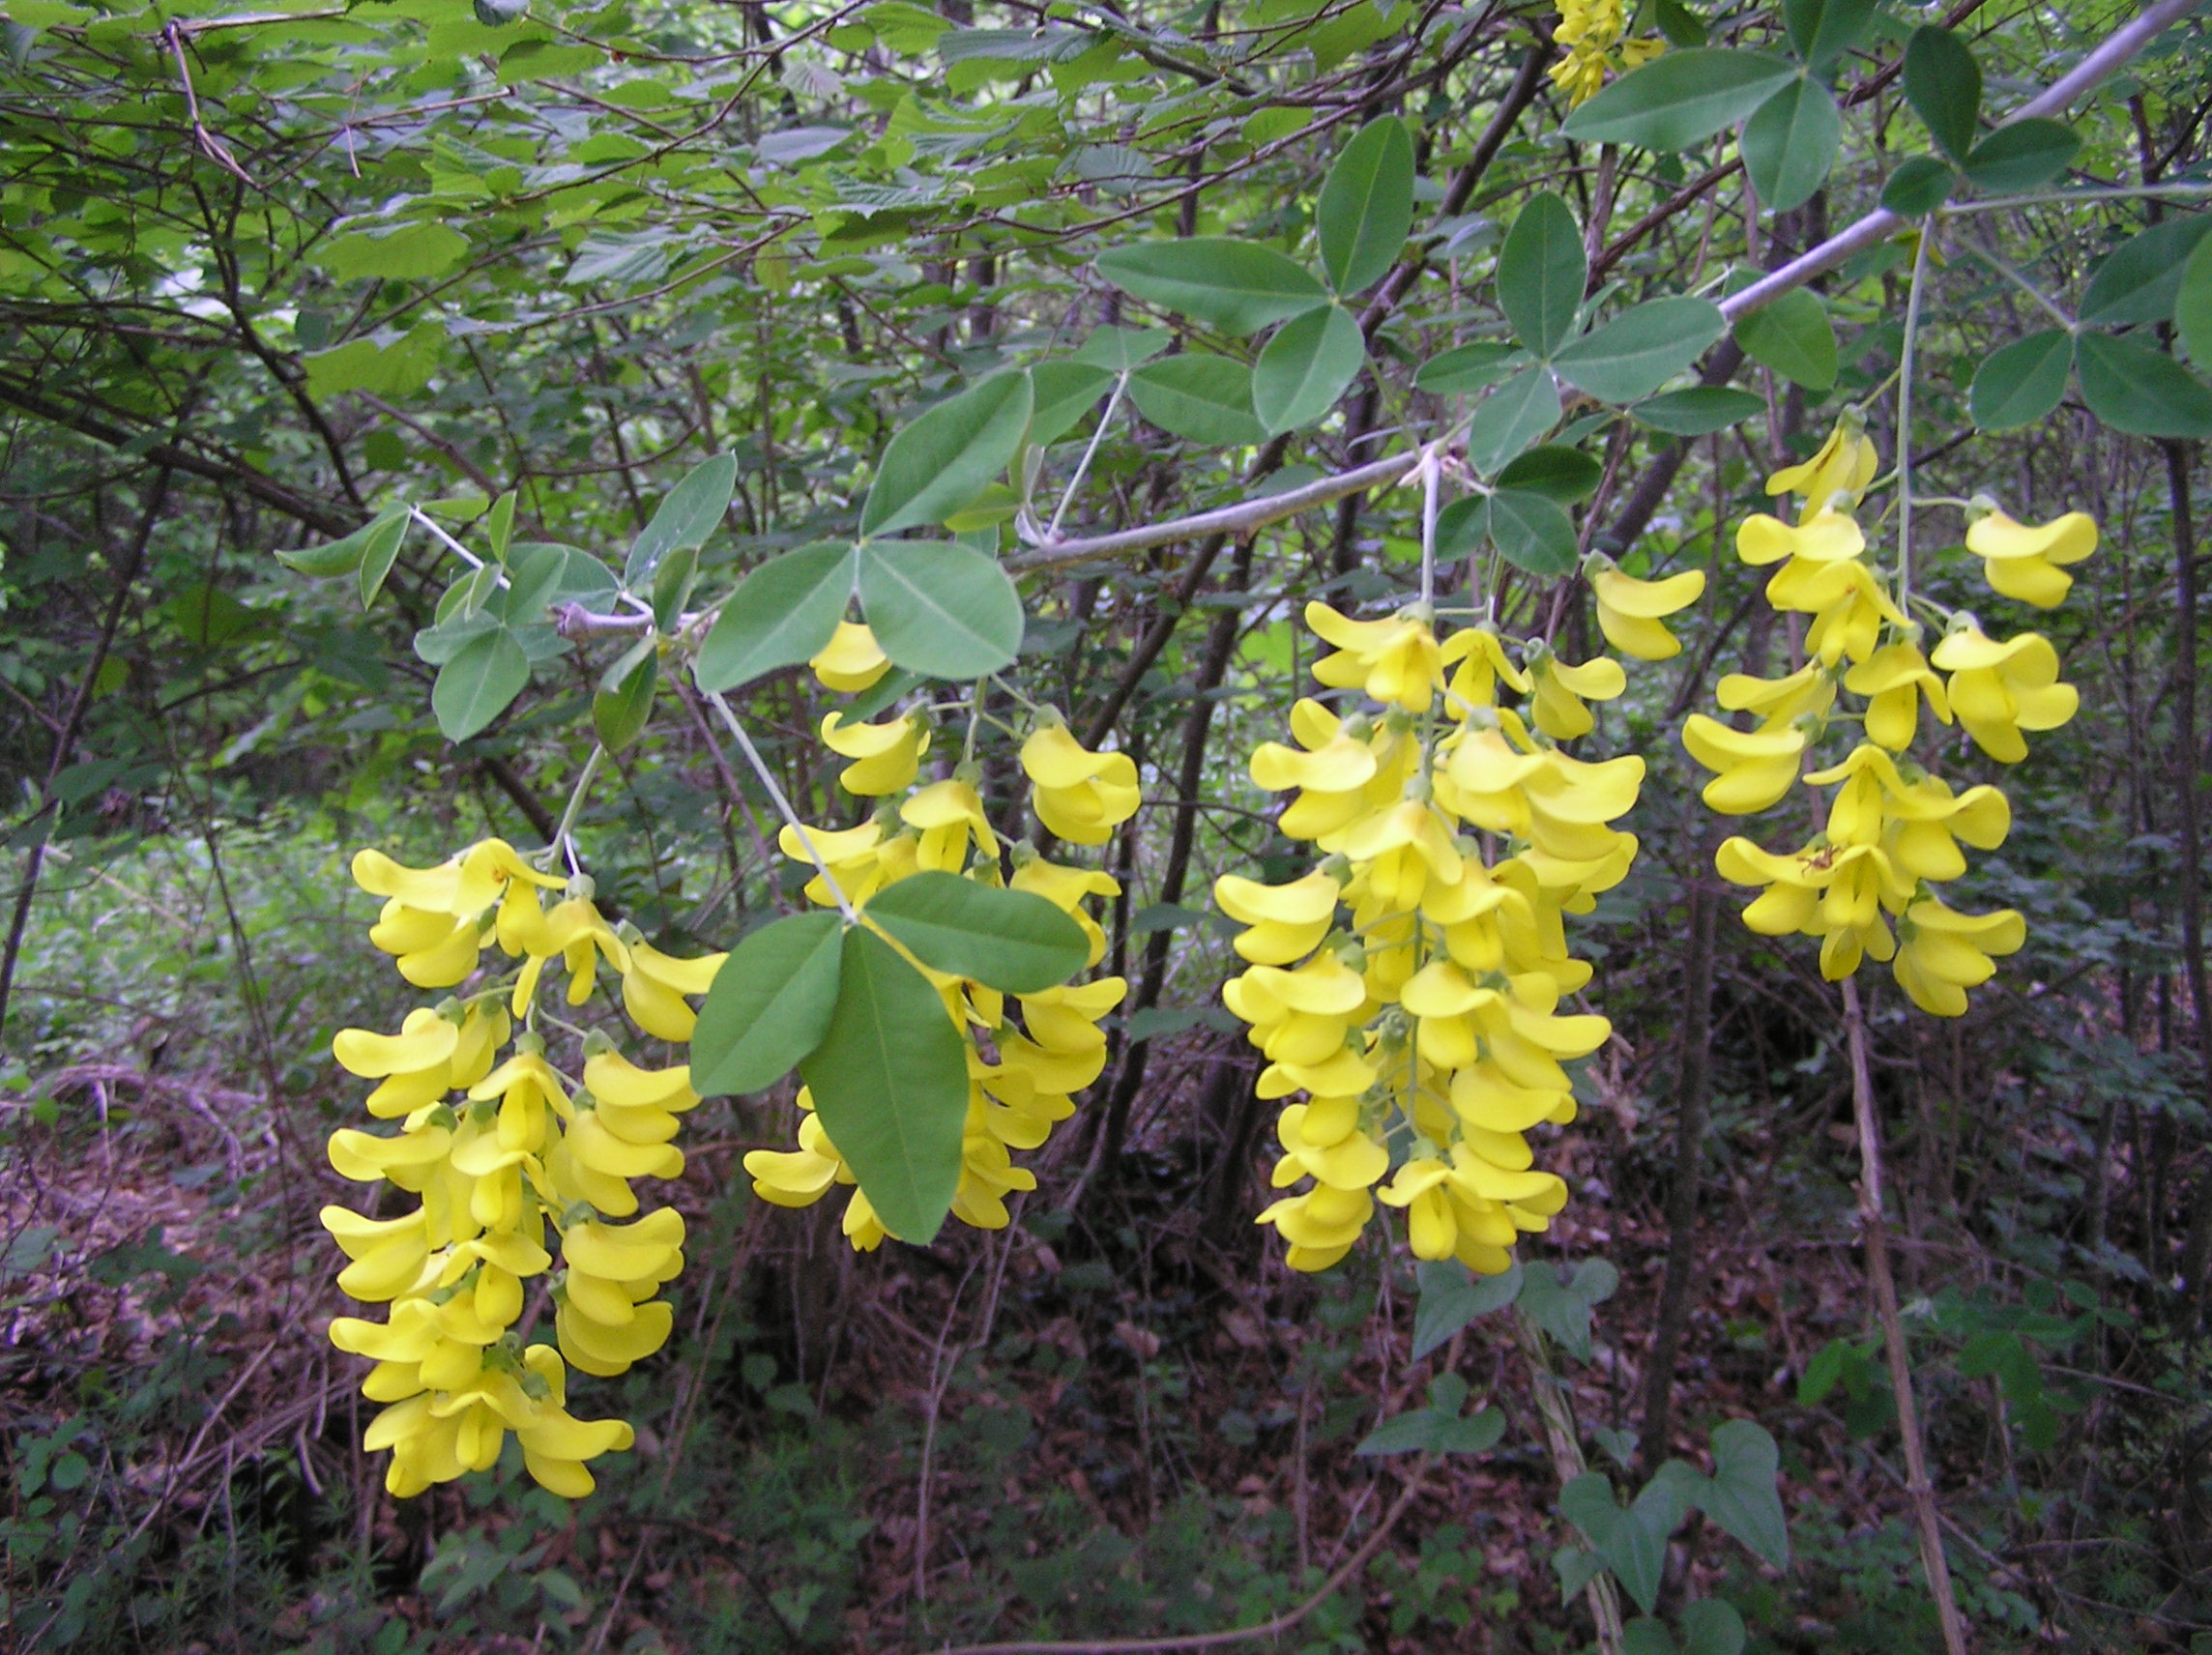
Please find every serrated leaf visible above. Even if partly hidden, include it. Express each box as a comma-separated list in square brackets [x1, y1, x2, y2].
[858, 540, 1022, 679]
[430, 625, 529, 741]
[2081, 217, 2212, 327]
[694, 542, 857, 693]
[625, 452, 737, 585]
[1559, 49, 1797, 152]
[1094, 240, 1328, 334]
[863, 871, 1088, 993]
[1498, 193, 1586, 360]
[691, 911, 845, 1094]
[1904, 25, 1980, 163]
[1968, 330, 2072, 431]
[1413, 340, 1526, 395]
[861, 371, 1033, 538]
[1631, 387, 1764, 435]
[1741, 78, 1840, 215]
[1316, 114, 1413, 296]
[1963, 118, 2079, 192]
[1127, 354, 1268, 446]
[799, 926, 971, 1243]
[1466, 367, 1561, 477]
[1253, 305, 1365, 432]
[2076, 331, 2212, 438]
[1732, 287, 1836, 390]
[1553, 296, 1726, 404]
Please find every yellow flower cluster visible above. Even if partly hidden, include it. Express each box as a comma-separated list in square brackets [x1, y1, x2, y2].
[1682, 419, 2092, 1014]
[1218, 582, 1701, 1276]
[322, 837, 725, 1497]
[1549, 0, 1664, 105]
[742, 627, 1133, 1246]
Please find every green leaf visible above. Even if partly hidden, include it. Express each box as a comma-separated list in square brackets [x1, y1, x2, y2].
[1904, 25, 1980, 163]
[1029, 361, 1117, 445]
[1631, 387, 1764, 435]
[1466, 367, 1561, 477]
[2179, 233, 2212, 368]
[1071, 325, 1172, 371]
[1741, 79, 1841, 215]
[1652, 0, 1705, 48]
[1553, 297, 1726, 403]
[592, 644, 656, 753]
[2076, 332, 2212, 438]
[858, 540, 1023, 679]
[691, 911, 846, 1095]
[1496, 445, 1603, 503]
[1963, 118, 2079, 192]
[485, 491, 516, 563]
[1498, 193, 1586, 360]
[496, 543, 617, 620]
[1679, 1599, 1748, 1655]
[303, 326, 442, 399]
[431, 625, 529, 741]
[799, 926, 971, 1244]
[1559, 1473, 1666, 1614]
[1782, 0, 1874, 72]
[1878, 155, 1957, 217]
[860, 371, 1034, 538]
[1559, 49, 1797, 152]
[1316, 114, 1413, 296]
[1698, 1419, 1790, 1569]
[1414, 341, 1527, 395]
[1622, 1619, 1682, 1655]
[863, 870, 1088, 992]
[694, 542, 856, 693]
[1094, 239, 1328, 335]
[1732, 288, 1837, 391]
[1968, 330, 2072, 431]
[2081, 217, 2212, 327]
[1411, 1259, 1523, 1360]
[1517, 1257, 1619, 1361]
[1355, 1405, 1504, 1457]
[312, 222, 469, 282]
[1253, 305, 1366, 433]
[278, 505, 404, 581]
[1484, 488, 1580, 578]
[1127, 354, 1269, 446]
[625, 451, 737, 585]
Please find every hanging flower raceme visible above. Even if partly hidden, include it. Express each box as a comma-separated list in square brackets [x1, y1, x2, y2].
[1547, 0, 1663, 106]
[1219, 590, 1682, 1277]
[1687, 418, 2086, 1015]
[742, 700, 1134, 1250]
[322, 837, 723, 1497]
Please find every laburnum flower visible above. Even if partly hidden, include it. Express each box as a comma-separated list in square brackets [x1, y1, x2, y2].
[1679, 716, 1806, 814]
[355, 840, 566, 988]
[1528, 653, 1625, 740]
[1010, 853, 1120, 967]
[334, 1002, 510, 1119]
[1589, 564, 1706, 661]
[362, 1345, 633, 1499]
[1928, 624, 2079, 763]
[1442, 628, 1531, 711]
[1254, 1183, 1376, 1271]
[1892, 896, 2026, 1016]
[1020, 722, 1142, 845]
[615, 927, 727, 1041]
[1736, 508, 1867, 576]
[902, 776, 997, 872]
[1766, 417, 1879, 514]
[810, 621, 890, 692]
[1215, 868, 1343, 965]
[776, 817, 909, 909]
[1964, 508, 2097, 609]
[1845, 642, 1952, 750]
[556, 1208, 684, 1378]
[1781, 560, 1909, 667]
[1547, 0, 1660, 106]
[1306, 601, 1443, 711]
[1376, 1148, 1570, 1275]
[821, 711, 928, 796]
